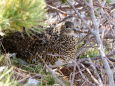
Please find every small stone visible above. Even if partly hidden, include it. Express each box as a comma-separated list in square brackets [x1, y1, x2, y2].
[25, 78, 40, 86]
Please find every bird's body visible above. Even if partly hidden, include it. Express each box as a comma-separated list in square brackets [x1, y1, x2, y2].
[2, 21, 78, 66]
[28, 33, 78, 65]
[26, 21, 78, 65]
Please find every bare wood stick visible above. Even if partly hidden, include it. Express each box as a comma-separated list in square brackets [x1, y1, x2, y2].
[70, 60, 76, 86]
[47, 5, 67, 15]
[75, 61, 92, 84]
[38, 55, 65, 86]
[67, 0, 93, 33]
[44, 64, 65, 86]
[87, 57, 103, 85]
[67, 0, 115, 85]
[79, 50, 115, 63]
[81, 64, 101, 85]
[88, 0, 114, 85]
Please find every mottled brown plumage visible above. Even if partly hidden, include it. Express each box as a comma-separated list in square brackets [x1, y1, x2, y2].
[2, 21, 78, 66]
[27, 21, 78, 65]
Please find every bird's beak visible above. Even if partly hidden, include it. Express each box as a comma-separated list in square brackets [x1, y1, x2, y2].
[72, 28, 79, 32]
[72, 28, 79, 37]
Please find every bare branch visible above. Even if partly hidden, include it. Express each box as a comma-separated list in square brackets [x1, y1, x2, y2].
[87, 0, 115, 85]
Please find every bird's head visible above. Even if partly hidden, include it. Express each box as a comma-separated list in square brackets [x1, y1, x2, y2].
[60, 21, 78, 37]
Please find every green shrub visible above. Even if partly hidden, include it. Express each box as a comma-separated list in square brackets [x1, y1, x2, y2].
[0, 0, 46, 33]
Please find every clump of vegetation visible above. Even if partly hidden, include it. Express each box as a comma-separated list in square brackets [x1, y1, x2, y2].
[0, 54, 11, 66]
[0, 54, 56, 86]
[0, 66, 18, 86]
[0, 0, 56, 85]
[80, 48, 99, 58]
[0, 54, 17, 86]
[0, 0, 46, 33]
